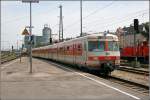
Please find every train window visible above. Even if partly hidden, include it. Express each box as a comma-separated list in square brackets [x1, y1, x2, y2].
[60, 47, 63, 51]
[67, 46, 69, 50]
[108, 41, 119, 51]
[98, 41, 105, 51]
[78, 45, 81, 49]
[106, 36, 113, 39]
[88, 41, 104, 52]
[70, 46, 73, 50]
[78, 44, 82, 51]
[98, 36, 113, 39]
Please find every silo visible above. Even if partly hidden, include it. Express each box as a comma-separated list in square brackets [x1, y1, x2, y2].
[42, 24, 52, 45]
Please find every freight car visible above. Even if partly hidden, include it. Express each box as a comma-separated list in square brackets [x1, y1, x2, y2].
[32, 33, 120, 75]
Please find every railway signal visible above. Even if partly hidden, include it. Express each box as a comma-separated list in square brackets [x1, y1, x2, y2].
[134, 19, 139, 33]
[133, 19, 139, 67]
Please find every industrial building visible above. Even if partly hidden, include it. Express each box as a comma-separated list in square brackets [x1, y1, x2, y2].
[24, 24, 52, 48]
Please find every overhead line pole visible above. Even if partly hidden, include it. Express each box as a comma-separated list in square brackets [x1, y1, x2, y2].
[59, 5, 61, 41]
[80, 0, 83, 37]
[59, 5, 63, 42]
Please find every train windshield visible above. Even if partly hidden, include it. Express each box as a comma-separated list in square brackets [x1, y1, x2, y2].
[88, 41, 105, 52]
[108, 41, 119, 51]
[88, 41, 119, 52]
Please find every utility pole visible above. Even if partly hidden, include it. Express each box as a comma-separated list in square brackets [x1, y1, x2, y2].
[59, 5, 63, 42]
[29, 1, 32, 73]
[22, 0, 39, 73]
[80, 0, 83, 37]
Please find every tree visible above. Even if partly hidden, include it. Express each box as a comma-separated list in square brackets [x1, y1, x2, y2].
[140, 22, 149, 41]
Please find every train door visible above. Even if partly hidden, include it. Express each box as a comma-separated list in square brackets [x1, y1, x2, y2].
[73, 43, 76, 65]
[61, 43, 65, 62]
[83, 40, 87, 65]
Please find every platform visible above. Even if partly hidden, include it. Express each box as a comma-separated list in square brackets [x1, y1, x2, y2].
[0, 57, 149, 100]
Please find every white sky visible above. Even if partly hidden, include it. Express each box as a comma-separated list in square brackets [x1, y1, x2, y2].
[1, 1, 149, 50]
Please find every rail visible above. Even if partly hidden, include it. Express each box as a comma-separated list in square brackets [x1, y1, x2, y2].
[1, 52, 19, 64]
[108, 75, 149, 95]
[117, 66, 149, 76]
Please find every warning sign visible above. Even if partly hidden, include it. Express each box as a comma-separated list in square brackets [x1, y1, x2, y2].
[22, 28, 29, 35]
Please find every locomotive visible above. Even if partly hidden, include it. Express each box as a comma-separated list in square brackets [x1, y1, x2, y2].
[121, 41, 149, 64]
[32, 33, 120, 75]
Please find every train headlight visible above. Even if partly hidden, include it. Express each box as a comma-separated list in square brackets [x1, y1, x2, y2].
[93, 57, 98, 60]
[115, 60, 120, 65]
[88, 56, 99, 60]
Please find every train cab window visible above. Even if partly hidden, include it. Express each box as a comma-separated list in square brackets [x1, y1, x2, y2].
[108, 41, 119, 51]
[88, 41, 104, 52]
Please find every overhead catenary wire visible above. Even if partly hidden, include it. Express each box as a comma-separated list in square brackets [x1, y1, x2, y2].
[86, 11, 149, 32]
[84, 9, 149, 26]
[82, 9, 148, 30]
[65, 10, 148, 34]
[82, 1, 114, 19]
[2, 6, 57, 24]
[64, 9, 148, 34]
[63, 1, 115, 31]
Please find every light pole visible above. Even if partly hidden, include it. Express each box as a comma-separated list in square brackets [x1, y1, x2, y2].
[22, 0, 39, 73]
[80, 0, 83, 37]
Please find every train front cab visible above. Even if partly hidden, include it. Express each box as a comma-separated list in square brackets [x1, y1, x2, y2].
[86, 35, 120, 75]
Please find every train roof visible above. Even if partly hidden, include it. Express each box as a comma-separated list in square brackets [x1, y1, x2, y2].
[84, 33, 118, 38]
[33, 33, 118, 50]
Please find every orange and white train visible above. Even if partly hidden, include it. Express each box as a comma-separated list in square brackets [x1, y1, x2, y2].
[32, 33, 120, 75]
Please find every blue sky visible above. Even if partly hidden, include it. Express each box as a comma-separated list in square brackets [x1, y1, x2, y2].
[1, 1, 149, 50]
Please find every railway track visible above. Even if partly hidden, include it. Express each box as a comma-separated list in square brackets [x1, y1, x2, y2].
[1, 52, 18, 64]
[117, 66, 149, 76]
[1, 57, 17, 64]
[107, 75, 149, 95]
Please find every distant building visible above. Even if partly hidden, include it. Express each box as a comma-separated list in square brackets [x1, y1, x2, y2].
[34, 36, 43, 47]
[116, 25, 147, 48]
[24, 24, 52, 48]
[42, 24, 52, 45]
[119, 34, 146, 48]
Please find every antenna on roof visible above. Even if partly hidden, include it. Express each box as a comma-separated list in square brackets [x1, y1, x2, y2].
[104, 31, 107, 36]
